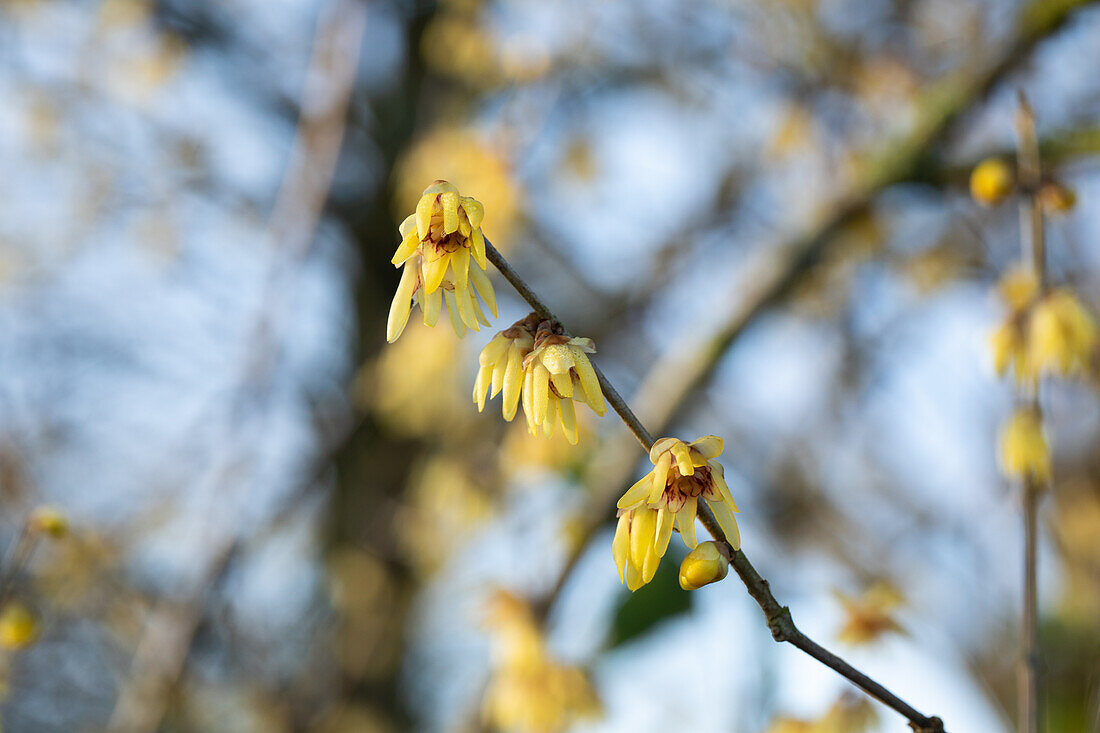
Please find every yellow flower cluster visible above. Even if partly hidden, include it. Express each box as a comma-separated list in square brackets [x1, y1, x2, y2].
[989, 266, 1097, 383]
[613, 436, 738, 591]
[475, 317, 606, 445]
[999, 408, 1051, 484]
[833, 582, 905, 646]
[388, 181, 497, 342]
[482, 591, 600, 733]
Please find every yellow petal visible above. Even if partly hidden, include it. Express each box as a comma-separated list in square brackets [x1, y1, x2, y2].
[613, 514, 630, 583]
[415, 193, 435, 240]
[625, 561, 643, 592]
[454, 283, 479, 331]
[461, 197, 485, 229]
[423, 254, 449, 294]
[542, 394, 557, 437]
[708, 499, 741, 550]
[391, 232, 420, 266]
[651, 452, 672, 503]
[559, 397, 578, 444]
[469, 290, 491, 327]
[649, 438, 679, 464]
[385, 263, 418, 342]
[690, 435, 724, 461]
[710, 463, 738, 511]
[671, 442, 694, 477]
[479, 334, 509, 367]
[398, 213, 418, 239]
[678, 498, 698, 549]
[469, 265, 497, 317]
[618, 473, 653, 509]
[452, 246, 470, 292]
[630, 507, 657, 570]
[532, 363, 550, 427]
[642, 543, 660, 583]
[540, 344, 575, 374]
[444, 289, 466, 338]
[654, 506, 674, 557]
[422, 288, 442, 327]
[471, 228, 487, 269]
[573, 352, 605, 415]
[550, 369, 573, 399]
[440, 191, 460, 234]
[491, 350, 508, 397]
[502, 346, 523, 421]
[473, 365, 491, 411]
[522, 367, 536, 434]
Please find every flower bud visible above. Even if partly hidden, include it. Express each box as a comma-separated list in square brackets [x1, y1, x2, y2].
[969, 158, 1014, 207]
[1040, 182, 1076, 214]
[678, 541, 731, 590]
[0, 603, 38, 650]
[28, 505, 69, 539]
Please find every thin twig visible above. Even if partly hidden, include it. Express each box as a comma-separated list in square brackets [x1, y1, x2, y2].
[484, 240, 947, 733]
[1014, 92, 1046, 733]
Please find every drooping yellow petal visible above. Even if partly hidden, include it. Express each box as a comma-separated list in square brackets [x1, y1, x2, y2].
[480, 334, 509, 367]
[391, 232, 420, 266]
[423, 254, 450, 294]
[710, 463, 738, 512]
[532, 363, 550, 427]
[444, 289, 466, 338]
[678, 498, 698, 549]
[654, 507, 674, 557]
[422, 288, 442, 327]
[522, 367, 536, 435]
[708, 499, 741, 550]
[469, 289, 492, 327]
[650, 452, 672, 502]
[618, 473, 653, 509]
[451, 246, 470, 292]
[642, 543, 660, 584]
[453, 279, 480, 331]
[613, 514, 630, 583]
[502, 346, 523, 421]
[398, 213, 418, 239]
[625, 561, 643, 592]
[559, 397, 578, 445]
[549, 369, 573, 399]
[474, 365, 491, 411]
[491, 350, 508, 397]
[471, 228, 487, 269]
[649, 438, 679, 464]
[542, 394, 557, 437]
[440, 191, 460, 234]
[461, 197, 485, 229]
[415, 193, 435, 240]
[572, 352, 605, 415]
[630, 507, 657, 570]
[385, 263, 418, 342]
[469, 264, 497, 317]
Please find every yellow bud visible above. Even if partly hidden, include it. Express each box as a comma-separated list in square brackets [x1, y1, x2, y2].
[970, 158, 1014, 206]
[678, 541, 730, 590]
[0, 603, 38, 650]
[999, 409, 1050, 484]
[1040, 182, 1076, 214]
[28, 505, 69, 539]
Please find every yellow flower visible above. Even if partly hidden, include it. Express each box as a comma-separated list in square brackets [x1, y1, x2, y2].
[679, 541, 730, 590]
[0, 603, 37, 650]
[989, 320, 1030, 381]
[969, 157, 1014, 206]
[387, 180, 497, 342]
[613, 436, 739, 591]
[833, 582, 905, 645]
[999, 408, 1051, 484]
[520, 322, 606, 445]
[28, 505, 68, 539]
[482, 590, 601, 733]
[997, 265, 1039, 313]
[475, 315, 538, 421]
[1028, 289, 1097, 377]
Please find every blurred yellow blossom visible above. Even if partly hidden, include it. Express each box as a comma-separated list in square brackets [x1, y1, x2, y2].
[1028, 289, 1097, 377]
[394, 128, 518, 245]
[678, 541, 730, 590]
[388, 180, 497, 342]
[614, 436, 738, 591]
[997, 265, 1039, 313]
[766, 694, 878, 733]
[970, 157, 1015, 206]
[475, 314, 538, 420]
[482, 591, 600, 733]
[520, 321, 606, 445]
[833, 582, 905, 645]
[28, 505, 69, 539]
[999, 408, 1051, 484]
[0, 603, 38, 650]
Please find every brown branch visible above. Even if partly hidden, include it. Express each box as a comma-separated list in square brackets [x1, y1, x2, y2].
[484, 240, 947, 733]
